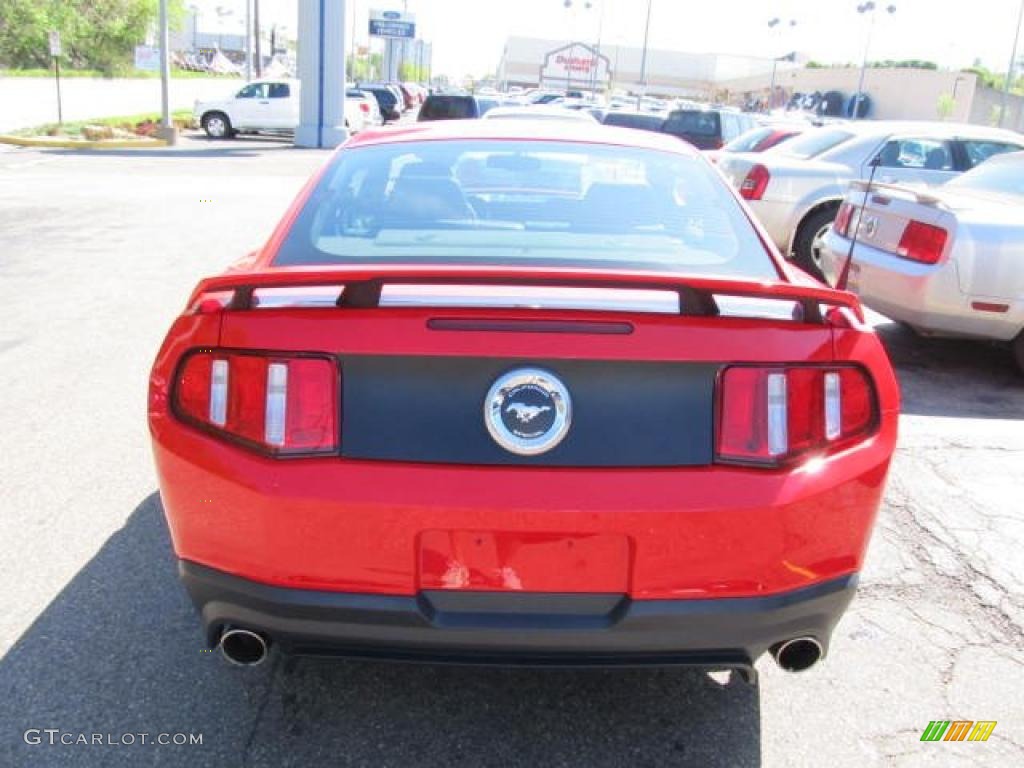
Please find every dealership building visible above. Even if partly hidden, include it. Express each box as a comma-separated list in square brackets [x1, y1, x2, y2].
[496, 36, 1024, 131]
[496, 36, 775, 96]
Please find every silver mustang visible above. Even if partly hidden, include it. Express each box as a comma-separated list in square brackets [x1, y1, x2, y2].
[821, 151, 1024, 372]
[717, 122, 1024, 279]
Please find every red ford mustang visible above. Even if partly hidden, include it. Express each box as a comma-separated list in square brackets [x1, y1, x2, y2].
[148, 120, 898, 683]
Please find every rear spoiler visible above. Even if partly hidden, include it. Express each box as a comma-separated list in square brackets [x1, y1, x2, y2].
[188, 265, 865, 323]
[848, 179, 945, 207]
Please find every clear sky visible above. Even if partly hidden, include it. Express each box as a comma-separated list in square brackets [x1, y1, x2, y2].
[198, 0, 1024, 79]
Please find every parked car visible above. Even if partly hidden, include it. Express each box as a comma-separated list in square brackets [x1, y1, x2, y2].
[418, 93, 488, 121]
[481, 105, 598, 122]
[661, 108, 757, 150]
[347, 88, 382, 129]
[721, 124, 806, 153]
[194, 79, 369, 138]
[717, 122, 1024, 279]
[396, 83, 416, 111]
[602, 111, 666, 133]
[148, 120, 898, 679]
[359, 84, 402, 123]
[194, 79, 299, 139]
[821, 151, 1024, 372]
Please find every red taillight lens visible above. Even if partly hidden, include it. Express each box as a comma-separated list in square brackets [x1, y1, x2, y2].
[833, 202, 853, 237]
[739, 164, 770, 200]
[717, 365, 877, 466]
[359, 102, 370, 113]
[176, 353, 214, 423]
[173, 351, 338, 455]
[897, 221, 947, 264]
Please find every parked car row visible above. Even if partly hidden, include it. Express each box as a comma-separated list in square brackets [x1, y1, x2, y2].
[193, 78, 430, 140]
[716, 121, 1024, 277]
[601, 108, 760, 150]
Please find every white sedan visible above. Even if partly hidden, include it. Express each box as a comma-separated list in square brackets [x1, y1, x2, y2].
[822, 151, 1024, 372]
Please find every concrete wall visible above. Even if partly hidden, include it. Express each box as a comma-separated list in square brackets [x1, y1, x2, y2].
[969, 86, 1024, 133]
[717, 67, 979, 122]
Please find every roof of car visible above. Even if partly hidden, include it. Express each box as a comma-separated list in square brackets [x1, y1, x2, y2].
[830, 120, 1024, 141]
[345, 119, 700, 154]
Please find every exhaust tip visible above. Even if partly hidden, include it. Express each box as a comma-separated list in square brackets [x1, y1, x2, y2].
[772, 637, 823, 673]
[220, 628, 269, 667]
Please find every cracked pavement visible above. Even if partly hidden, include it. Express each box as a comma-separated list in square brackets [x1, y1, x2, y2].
[1, 138, 1022, 767]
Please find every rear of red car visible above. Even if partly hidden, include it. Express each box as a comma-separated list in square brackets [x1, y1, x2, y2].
[148, 124, 898, 679]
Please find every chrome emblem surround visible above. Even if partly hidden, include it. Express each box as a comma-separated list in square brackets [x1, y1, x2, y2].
[484, 368, 572, 456]
[861, 214, 880, 239]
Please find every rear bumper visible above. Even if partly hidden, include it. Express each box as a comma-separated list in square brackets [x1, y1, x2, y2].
[822, 231, 1024, 341]
[182, 560, 857, 668]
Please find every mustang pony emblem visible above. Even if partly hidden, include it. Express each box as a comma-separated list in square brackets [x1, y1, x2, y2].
[505, 403, 552, 423]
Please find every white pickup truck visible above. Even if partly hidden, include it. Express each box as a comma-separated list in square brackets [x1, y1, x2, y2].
[194, 79, 372, 139]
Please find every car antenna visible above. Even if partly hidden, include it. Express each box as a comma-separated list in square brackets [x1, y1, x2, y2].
[835, 153, 881, 291]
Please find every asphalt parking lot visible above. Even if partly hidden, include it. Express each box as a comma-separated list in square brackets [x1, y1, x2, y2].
[1, 134, 1022, 768]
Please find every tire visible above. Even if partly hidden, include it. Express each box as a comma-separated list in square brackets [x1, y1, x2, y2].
[202, 112, 233, 139]
[1013, 330, 1024, 375]
[793, 206, 837, 281]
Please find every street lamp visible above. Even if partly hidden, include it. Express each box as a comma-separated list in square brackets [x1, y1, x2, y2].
[766, 17, 797, 112]
[638, 0, 653, 110]
[854, 2, 896, 119]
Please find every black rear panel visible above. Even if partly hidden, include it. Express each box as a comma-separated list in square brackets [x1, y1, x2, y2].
[340, 356, 717, 466]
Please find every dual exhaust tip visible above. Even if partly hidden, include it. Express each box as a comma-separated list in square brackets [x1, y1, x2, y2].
[216, 627, 822, 672]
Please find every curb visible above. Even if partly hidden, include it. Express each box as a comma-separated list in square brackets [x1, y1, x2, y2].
[0, 134, 168, 149]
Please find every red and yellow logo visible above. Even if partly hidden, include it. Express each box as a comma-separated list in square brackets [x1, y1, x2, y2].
[920, 721, 997, 742]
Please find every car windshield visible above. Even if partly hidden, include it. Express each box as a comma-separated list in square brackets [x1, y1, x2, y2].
[769, 128, 853, 159]
[273, 140, 777, 278]
[723, 127, 775, 152]
[946, 155, 1024, 198]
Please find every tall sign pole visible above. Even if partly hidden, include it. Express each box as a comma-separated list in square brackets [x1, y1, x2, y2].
[157, 0, 177, 144]
[48, 30, 62, 125]
[1000, 0, 1024, 127]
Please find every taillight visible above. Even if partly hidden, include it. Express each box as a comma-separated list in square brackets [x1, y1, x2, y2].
[833, 202, 854, 237]
[173, 351, 338, 455]
[716, 365, 876, 466]
[896, 221, 947, 264]
[739, 164, 770, 200]
[359, 102, 369, 113]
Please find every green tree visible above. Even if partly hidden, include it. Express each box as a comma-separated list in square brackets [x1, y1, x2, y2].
[936, 93, 955, 120]
[0, 0, 182, 75]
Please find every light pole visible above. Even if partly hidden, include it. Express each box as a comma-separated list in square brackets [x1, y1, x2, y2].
[854, 2, 896, 119]
[638, 0, 653, 109]
[766, 17, 796, 111]
[1000, 0, 1024, 127]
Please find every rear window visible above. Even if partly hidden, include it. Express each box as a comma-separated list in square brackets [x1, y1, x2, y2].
[421, 96, 476, 120]
[273, 140, 777, 279]
[770, 128, 853, 159]
[723, 127, 775, 153]
[602, 113, 665, 132]
[946, 154, 1024, 198]
[663, 111, 721, 137]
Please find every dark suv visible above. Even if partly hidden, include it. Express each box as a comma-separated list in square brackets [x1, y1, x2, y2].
[418, 94, 495, 121]
[358, 84, 402, 123]
[602, 111, 666, 133]
[662, 109, 756, 150]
